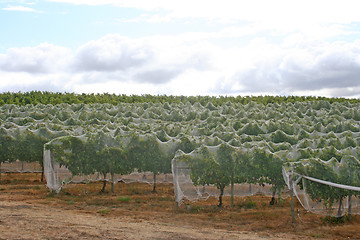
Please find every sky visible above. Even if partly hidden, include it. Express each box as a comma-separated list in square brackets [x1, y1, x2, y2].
[1, 0, 360, 98]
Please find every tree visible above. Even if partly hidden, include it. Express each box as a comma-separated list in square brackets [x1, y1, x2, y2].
[338, 155, 360, 219]
[294, 158, 347, 217]
[12, 130, 48, 181]
[263, 151, 286, 205]
[96, 146, 131, 193]
[183, 145, 232, 207]
[48, 136, 96, 179]
[0, 129, 15, 182]
[216, 143, 238, 207]
[87, 132, 132, 193]
[128, 134, 169, 192]
[242, 147, 285, 205]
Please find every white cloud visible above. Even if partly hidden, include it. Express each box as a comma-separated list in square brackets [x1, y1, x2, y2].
[70, 34, 217, 86]
[2, 5, 37, 11]
[135, 69, 181, 84]
[1, 33, 360, 98]
[73, 35, 153, 72]
[0, 72, 71, 92]
[217, 39, 360, 97]
[0, 43, 72, 73]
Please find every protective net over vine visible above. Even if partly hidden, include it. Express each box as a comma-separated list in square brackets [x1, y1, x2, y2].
[172, 145, 278, 205]
[0, 101, 360, 216]
[44, 132, 175, 192]
[283, 150, 360, 217]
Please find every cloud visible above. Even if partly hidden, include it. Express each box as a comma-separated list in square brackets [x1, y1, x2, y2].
[217, 40, 360, 97]
[2, 4, 41, 12]
[0, 43, 72, 73]
[279, 41, 360, 92]
[72, 35, 153, 72]
[2, 5, 34, 11]
[1, 33, 360, 98]
[0, 72, 72, 93]
[71, 34, 216, 86]
[135, 69, 181, 84]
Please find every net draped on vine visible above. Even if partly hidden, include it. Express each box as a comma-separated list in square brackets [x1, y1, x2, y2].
[0, 101, 360, 216]
[43, 132, 175, 192]
[283, 152, 360, 217]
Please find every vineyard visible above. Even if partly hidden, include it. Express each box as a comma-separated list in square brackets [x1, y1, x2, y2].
[1, 94, 360, 221]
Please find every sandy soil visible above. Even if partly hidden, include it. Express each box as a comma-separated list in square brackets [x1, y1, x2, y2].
[0, 200, 295, 240]
[0, 173, 357, 239]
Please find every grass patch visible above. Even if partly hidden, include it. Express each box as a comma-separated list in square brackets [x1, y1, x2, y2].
[87, 197, 117, 206]
[11, 179, 18, 184]
[238, 198, 257, 209]
[127, 187, 144, 195]
[188, 205, 204, 213]
[159, 196, 172, 201]
[320, 215, 347, 224]
[97, 208, 111, 215]
[46, 191, 57, 198]
[134, 198, 143, 204]
[118, 196, 131, 203]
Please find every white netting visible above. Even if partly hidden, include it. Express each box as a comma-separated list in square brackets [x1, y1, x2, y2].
[43, 133, 174, 192]
[1, 101, 360, 215]
[172, 162, 275, 203]
[44, 148, 173, 193]
[172, 145, 281, 205]
[283, 162, 360, 217]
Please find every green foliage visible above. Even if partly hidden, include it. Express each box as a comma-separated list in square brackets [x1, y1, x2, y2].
[50, 136, 96, 176]
[48, 132, 134, 180]
[292, 157, 360, 216]
[128, 134, 169, 175]
[0, 129, 15, 163]
[320, 215, 347, 224]
[5, 91, 357, 107]
[270, 130, 297, 145]
[239, 122, 265, 135]
[117, 196, 131, 202]
[184, 146, 227, 188]
[1, 92, 360, 213]
[178, 136, 198, 154]
[182, 144, 248, 207]
[238, 198, 257, 209]
[12, 130, 48, 166]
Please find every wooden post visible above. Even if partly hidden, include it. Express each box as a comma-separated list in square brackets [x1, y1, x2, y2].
[337, 196, 343, 218]
[41, 164, 44, 182]
[230, 181, 234, 208]
[278, 188, 282, 205]
[289, 171, 296, 224]
[111, 173, 114, 193]
[152, 172, 156, 192]
[348, 167, 352, 220]
[101, 173, 107, 193]
[348, 194, 352, 221]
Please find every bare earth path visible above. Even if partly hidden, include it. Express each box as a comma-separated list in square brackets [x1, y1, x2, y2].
[0, 200, 295, 240]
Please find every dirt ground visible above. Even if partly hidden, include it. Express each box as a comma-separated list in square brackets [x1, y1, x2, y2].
[0, 173, 358, 239]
